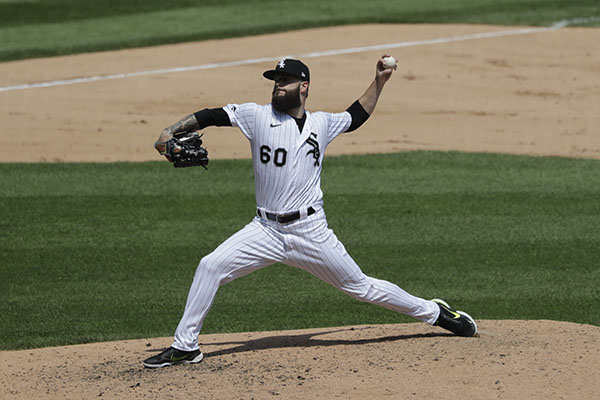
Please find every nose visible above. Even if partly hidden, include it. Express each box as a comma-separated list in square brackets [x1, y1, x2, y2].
[274, 82, 286, 92]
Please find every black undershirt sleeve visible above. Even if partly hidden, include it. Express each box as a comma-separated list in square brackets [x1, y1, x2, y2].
[193, 107, 232, 129]
[345, 100, 370, 132]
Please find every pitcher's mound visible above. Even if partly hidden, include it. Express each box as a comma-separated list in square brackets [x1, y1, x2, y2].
[1, 320, 598, 399]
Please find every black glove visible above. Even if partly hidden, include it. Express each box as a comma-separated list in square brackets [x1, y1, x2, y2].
[163, 132, 209, 169]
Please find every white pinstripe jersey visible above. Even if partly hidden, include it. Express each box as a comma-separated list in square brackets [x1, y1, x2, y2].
[223, 103, 352, 213]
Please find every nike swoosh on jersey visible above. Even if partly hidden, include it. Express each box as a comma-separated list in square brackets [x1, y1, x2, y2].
[270, 123, 282, 127]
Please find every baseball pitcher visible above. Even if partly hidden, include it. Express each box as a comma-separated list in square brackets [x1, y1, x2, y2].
[144, 56, 477, 368]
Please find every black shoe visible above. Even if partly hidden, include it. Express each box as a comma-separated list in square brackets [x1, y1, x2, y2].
[143, 347, 204, 368]
[432, 299, 478, 337]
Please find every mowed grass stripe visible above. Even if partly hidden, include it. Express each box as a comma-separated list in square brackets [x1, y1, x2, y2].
[1, 0, 599, 61]
[1, 151, 599, 350]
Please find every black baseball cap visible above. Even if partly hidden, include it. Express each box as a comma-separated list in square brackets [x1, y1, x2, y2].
[263, 58, 310, 82]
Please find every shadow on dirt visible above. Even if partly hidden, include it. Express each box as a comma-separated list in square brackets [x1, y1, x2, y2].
[197, 327, 452, 358]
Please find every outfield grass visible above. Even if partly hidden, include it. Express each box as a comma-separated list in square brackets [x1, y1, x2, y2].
[1, 152, 599, 350]
[1, 0, 599, 62]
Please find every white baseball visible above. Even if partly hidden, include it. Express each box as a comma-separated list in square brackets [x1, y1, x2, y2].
[382, 56, 397, 69]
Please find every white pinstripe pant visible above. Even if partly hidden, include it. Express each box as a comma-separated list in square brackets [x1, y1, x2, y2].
[173, 209, 440, 351]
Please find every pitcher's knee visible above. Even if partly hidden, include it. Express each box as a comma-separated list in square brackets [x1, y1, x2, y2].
[197, 251, 248, 286]
[196, 253, 227, 280]
[343, 281, 375, 303]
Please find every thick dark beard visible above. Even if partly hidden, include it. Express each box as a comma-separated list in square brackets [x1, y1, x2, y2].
[271, 85, 301, 113]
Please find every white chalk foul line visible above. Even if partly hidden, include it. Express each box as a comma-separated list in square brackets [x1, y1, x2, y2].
[0, 25, 561, 93]
[0, 56, 280, 93]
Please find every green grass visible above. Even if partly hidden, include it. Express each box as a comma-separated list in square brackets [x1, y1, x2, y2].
[0, 0, 598, 62]
[1, 151, 599, 350]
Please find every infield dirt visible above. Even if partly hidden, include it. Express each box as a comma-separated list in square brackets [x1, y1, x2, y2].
[1, 24, 599, 399]
[0, 24, 599, 162]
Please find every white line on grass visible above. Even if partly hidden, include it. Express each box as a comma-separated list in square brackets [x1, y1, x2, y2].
[0, 17, 592, 93]
[551, 16, 600, 28]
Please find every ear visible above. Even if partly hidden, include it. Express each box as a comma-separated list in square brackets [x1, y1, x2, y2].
[300, 81, 309, 97]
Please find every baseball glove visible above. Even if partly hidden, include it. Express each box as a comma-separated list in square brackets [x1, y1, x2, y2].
[162, 131, 209, 169]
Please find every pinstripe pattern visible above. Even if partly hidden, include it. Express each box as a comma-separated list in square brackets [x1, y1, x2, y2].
[171, 103, 440, 352]
[173, 220, 284, 349]
[223, 103, 350, 213]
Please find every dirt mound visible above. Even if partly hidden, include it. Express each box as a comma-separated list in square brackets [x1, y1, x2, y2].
[1, 320, 598, 399]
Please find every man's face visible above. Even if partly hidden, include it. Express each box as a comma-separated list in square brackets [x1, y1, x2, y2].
[271, 73, 302, 113]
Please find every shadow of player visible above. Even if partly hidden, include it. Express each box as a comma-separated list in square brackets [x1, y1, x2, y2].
[199, 326, 452, 358]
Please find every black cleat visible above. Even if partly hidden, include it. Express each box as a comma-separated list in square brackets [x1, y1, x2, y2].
[432, 299, 478, 337]
[143, 347, 204, 368]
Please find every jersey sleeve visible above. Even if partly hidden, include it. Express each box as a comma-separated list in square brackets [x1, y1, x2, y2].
[223, 103, 258, 140]
[326, 111, 353, 143]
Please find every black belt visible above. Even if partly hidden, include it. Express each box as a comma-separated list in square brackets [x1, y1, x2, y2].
[257, 206, 315, 224]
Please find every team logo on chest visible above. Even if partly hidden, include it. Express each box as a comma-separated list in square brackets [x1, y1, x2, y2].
[305, 132, 321, 166]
